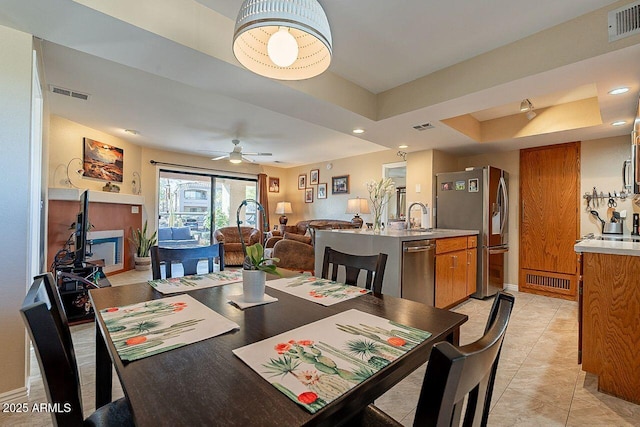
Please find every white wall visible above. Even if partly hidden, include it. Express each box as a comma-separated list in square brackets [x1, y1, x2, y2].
[0, 25, 33, 400]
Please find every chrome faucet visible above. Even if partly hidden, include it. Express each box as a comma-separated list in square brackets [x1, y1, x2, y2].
[406, 202, 428, 229]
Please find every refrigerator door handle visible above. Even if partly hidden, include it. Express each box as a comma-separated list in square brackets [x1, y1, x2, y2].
[499, 176, 508, 235]
[488, 247, 509, 255]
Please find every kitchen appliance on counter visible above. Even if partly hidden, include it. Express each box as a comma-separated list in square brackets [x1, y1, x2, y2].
[401, 239, 435, 305]
[436, 166, 508, 299]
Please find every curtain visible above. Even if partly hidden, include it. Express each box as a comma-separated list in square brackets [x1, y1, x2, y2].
[258, 173, 270, 242]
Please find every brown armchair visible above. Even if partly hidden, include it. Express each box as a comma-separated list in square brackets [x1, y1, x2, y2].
[213, 226, 261, 266]
[266, 232, 315, 273]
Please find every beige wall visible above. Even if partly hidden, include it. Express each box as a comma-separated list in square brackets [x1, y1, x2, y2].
[0, 25, 33, 400]
[581, 135, 637, 235]
[277, 150, 402, 225]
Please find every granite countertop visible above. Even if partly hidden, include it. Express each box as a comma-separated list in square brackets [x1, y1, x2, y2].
[574, 238, 640, 256]
[318, 228, 478, 240]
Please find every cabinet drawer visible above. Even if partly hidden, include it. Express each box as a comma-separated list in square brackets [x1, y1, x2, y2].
[467, 235, 477, 248]
[436, 237, 467, 254]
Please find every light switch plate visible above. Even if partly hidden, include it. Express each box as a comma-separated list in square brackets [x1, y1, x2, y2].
[415, 184, 421, 193]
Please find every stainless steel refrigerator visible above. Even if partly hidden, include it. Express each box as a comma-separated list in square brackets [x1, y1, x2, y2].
[436, 166, 509, 299]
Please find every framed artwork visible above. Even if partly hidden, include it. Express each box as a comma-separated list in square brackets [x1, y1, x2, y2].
[317, 183, 327, 199]
[268, 177, 280, 193]
[331, 175, 349, 194]
[83, 137, 124, 182]
[310, 169, 319, 185]
[469, 178, 479, 192]
[304, 187, 314, 203]
[298, 174, 306, 190]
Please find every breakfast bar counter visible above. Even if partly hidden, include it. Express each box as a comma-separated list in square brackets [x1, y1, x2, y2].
[574, 237, 640, 405]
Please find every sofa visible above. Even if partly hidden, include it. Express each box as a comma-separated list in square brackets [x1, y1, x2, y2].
[213, 226, 261, 266]
[265, 219, 360, 273]
[158, 226, 198, 248]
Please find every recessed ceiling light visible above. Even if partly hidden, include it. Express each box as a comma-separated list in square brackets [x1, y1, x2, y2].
[611, 120, 627, 126]
[124, 129, 139, 135]
[608, 87, 629, 95]
[398, 144, 408, 149]
[352, 128, 365, 134]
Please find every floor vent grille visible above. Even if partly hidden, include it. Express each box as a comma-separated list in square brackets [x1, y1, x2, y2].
[608, 1, 640, 42]
[525, 273, 571, 290]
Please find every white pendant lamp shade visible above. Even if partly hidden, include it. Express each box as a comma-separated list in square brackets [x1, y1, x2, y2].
[233, 0, 333, 80]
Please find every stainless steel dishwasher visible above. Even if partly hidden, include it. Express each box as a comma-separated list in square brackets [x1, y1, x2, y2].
[401, 239, 436, 305]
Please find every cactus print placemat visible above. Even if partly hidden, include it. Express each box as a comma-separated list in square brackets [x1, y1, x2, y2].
[100, 294, 239, 362]
[233, 309, 431, 413]
[266, 275, 370, 306]
[148, 270, 243, 294]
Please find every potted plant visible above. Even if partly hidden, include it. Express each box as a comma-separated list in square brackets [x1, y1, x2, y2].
[242, 243, 281, 302]
[129, 220, 158, 270]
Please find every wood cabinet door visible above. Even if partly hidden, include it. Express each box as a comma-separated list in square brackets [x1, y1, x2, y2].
[467, 248, 477, 295]
[435, 250, 468, 308]
[520, 142, 580, 299]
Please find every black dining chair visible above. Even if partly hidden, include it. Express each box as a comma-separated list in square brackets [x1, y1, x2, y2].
[151, 243, 225, 280]
[20, 273, 134, 427]
[349, 291, 515, 427]
[321, 246, 388, 293]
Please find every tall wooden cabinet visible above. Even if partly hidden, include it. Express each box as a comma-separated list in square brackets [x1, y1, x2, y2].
[520, 142, 580, 300]
[435, 236, 477, 308]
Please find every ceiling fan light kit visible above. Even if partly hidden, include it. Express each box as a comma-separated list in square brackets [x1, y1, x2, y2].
[210, 139, 273, 164]
[233, 0, 333, 80]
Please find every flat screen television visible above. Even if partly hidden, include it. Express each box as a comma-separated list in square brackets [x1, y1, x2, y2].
[73, 190, 90, 268]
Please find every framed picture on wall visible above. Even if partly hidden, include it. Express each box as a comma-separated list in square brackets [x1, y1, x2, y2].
[305, 187, 314, 203]
[268, 177, 280, 193]
[310, 169, 319, 185]
[83, 137, 124, 182]
[298, 174, 306, 190]
[317, 183, 327, 199]
[331, 175, 349, 194]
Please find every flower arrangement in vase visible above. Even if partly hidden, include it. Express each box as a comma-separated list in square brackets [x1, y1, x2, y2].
[365, 178, 395, 233]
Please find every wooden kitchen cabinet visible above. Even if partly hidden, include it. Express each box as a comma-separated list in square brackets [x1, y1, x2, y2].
[435, 236, 476, 308]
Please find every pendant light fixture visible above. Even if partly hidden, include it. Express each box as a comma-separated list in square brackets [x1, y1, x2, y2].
[233, 0, 333, 80]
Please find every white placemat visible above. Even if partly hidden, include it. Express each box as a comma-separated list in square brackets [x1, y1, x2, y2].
[148, 270, 243, 294]
[266, 275, 370, 306]
[100, 294, 239, 361]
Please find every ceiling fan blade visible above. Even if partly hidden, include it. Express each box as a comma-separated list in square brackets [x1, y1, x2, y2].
[242, 152, 273, 156]
[211, 155, 228, 161]
[242, 155, 256, 163]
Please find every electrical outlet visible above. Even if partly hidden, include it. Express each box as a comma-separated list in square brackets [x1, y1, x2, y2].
[131, 206, 139, 214]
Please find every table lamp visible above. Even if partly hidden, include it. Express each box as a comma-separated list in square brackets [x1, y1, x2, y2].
[345, 198, 370, 228]
[275, 201, 293, 228]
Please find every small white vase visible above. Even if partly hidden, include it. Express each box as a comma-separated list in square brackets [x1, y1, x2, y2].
[134, 255, 151, 271]
[242, 270, 266, 302]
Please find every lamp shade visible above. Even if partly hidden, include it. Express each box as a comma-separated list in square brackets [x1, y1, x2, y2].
[233, 0, 332, 80]
[275, 201, 293, 214]
[345, 198, 370, 215]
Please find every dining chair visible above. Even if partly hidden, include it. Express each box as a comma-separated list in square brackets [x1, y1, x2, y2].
[151, 243, 225, 280]
[349, 291, 515, 427]
[20, 273, 134, 426]
[321, 246, 388, 293]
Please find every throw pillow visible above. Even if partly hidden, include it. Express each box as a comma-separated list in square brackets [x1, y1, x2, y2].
[283, 232, 312, 246]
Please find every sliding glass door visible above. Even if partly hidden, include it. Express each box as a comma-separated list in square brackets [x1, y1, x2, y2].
[158, 170, 257, 246]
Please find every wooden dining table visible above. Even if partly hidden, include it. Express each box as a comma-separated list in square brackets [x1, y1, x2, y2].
[89, 273, 467, 426]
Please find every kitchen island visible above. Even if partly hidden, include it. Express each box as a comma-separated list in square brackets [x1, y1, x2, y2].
[315, 228, 478, 306]
[574, 238, 640, 405]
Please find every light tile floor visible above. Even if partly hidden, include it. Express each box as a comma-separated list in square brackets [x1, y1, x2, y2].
[4, 268, 639, 426]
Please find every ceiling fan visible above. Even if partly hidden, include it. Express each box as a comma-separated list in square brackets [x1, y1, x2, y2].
[209, 139, 272, 164]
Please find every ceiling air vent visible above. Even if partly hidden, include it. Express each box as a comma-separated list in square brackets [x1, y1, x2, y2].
[608, 1, 640, 42]
[49, 85, 90, 101]
[412, 122, 434, 131]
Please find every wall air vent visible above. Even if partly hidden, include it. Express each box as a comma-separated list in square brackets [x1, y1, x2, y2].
[608, 0, 640, 42]
[412, 122, 434, 131]
[49, 85, 90, 101]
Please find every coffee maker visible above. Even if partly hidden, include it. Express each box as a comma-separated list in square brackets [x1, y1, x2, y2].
[633, 213, 640, 236]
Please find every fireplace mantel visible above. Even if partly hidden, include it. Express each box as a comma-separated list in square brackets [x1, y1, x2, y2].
[48, 188, 144, 205]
